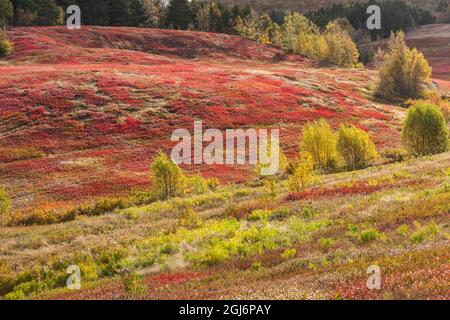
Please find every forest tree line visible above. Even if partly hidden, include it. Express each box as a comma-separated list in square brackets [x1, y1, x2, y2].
[0, 0, 437, 38]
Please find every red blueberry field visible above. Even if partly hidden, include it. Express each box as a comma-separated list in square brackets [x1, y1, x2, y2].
[0, 26, 448, 300]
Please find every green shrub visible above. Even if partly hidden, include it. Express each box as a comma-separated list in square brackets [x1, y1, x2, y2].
[0, 187, 11, 223]
[74, 198, 126, 217]
[376, 31, 432, 99]
[396, 224, 410, 236]
[248, 209, 271, 221]
[381, 147, 409, 163]
[185, 174, 220, 195]
[122, 271, 147, 299]
[336, 125, 378, 170]
[206, 178, 220, 191]
[0, 31, 14, 57]
[150, 150, 185, 200]
[251, 262, 262, 271]
[5, 289, 25, 300]
[359, 228, 383, 244]
[178, 208, 202, 229]
[288, 153, 315, 192]
[262, 178, 278, 200]
[300, 204, 316, 219]
[185, 174, 209, 195]
[402, 101, 449, 156]
[131, 191, 157, 205]
[319, 238, 335, 251]
[5, 198, 127, 226]
[281, 248, 297, 260]
[270, 207, 291, 221]
[98, 248, 130, 277]
[410, 221, 441, 244]
[300, 119, 338, 171]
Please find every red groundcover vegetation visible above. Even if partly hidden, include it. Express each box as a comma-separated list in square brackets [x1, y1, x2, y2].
[0, 26, 404, 212]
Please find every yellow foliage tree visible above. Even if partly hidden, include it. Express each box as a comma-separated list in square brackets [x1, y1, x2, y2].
[288, 153, 315, 192]
[323, 20, 360, 68]
[150, 150, 185, 200]
[300, 119, 338, 171]
[376, 31, 432, 99]
[336, 125, 379, 170]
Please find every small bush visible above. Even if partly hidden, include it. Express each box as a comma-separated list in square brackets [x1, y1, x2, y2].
[150, 150, 185, 200]
[98, 248, 130, 277]
[73, 198, 126, 217]
[248, 209, 271, 221]
[288, 153, 315, 192]
[122, 209, 138, 221]
[359, 228, 383, 244]
[0, 31, 14, 57]
[0, 187, 11, 223]
[206, 178, 220, 191]
[319, 238, 335, 251]
[185, 174, 209, 195]
[300, 204, 316, 219]
[270, 207, 291, 221]
[262, 178, 278, 200]
[396, 224, 410, 236]
[4, 289, 25, 300]
[402, 101, 449, 156]
[300, 119, 338, 171]
[281, 248, 297, 260]
[410, 221, 441, 244]
[131, 191, 157, 206]
[185, 174, 219, 194]
[336, 125, 378, 170]
[178, 208, 202, 229]
[381, 148, 409, 163]
[251, 262, 262, 271]
[122, 271, 147, 299]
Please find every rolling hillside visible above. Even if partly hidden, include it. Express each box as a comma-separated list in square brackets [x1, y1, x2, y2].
[0, 26, 403, 213]
[0, 26, 448, 301]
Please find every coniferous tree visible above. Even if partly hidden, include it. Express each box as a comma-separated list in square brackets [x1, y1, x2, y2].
[165, 0, 191, 30]
[15, 0, 38, 25]
[0, 0, 13, 28]
[129, 0, 145, 27]
[109, 0, 131, 26]
[34, 0, 63, 25]
[74, 0, 110, 26]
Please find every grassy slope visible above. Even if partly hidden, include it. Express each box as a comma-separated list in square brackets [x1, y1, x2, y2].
[14, 151, 449, 300]
[0, 26, 402, 213]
